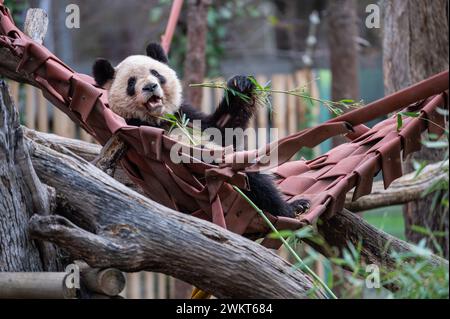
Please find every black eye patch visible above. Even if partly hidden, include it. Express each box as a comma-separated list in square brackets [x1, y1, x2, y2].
[127, 77, 137, 96]
[150, 69, 166, 85]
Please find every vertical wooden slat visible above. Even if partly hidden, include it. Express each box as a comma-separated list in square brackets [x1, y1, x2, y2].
[256, 75, 268, 148]
[25, 85, 36, 129]
[295, 70, 308, 130]
[168, 276, 176, 299]
[271, 74, 287, 140]
[37, 91, 48, 132]
[307, 70, 321, 157]
[158, 274, 167, 299]
[144, 272, 155, 299]
[8, 81, 20, 106]
[53, 108, 76, 138]
[286, 75, 298, 135]
[126, 273, 141, 299]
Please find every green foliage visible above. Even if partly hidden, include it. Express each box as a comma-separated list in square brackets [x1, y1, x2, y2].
[191, 76, 362, 117]
[283, 228, 449, 299]
[3, 0, 28, 23]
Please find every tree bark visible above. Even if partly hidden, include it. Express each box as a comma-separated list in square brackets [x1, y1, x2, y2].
[383, 0, 449, 258]
[23, 136, 323, 299]
[327, 0, 360, 147]
[0, 81, 62, 272]
[316, 209, 447, 275]
[183, 0, 210, 107]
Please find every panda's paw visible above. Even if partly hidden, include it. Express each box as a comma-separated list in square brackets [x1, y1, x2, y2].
[289, 199, 311, 216]
[227, 75, 256, 98]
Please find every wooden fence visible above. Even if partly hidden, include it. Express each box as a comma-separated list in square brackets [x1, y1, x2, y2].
[6, 69, 321, 299]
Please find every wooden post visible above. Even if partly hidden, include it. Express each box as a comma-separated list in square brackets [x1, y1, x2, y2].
[79, 265, 126, 297]
[0, 272, 76, 299]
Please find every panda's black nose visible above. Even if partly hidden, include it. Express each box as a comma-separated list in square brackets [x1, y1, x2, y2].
[142, 83, 158, 92]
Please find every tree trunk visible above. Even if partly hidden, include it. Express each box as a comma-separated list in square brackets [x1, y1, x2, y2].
[383, 0, 449, 258]
[183, 0, 210, 108]
[0, 81, 62, 272]
[327, 0, 360, 146]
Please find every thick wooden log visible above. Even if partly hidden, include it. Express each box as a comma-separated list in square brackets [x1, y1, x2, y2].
[0, 81, 61, 272]
[0, 272, 76, 299]
[24, 138, 323, 299]
[23, 128, 142, 195]
[77, 261, 126, 297]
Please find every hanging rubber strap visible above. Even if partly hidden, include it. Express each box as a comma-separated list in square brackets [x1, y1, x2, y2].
[233, 70, 449, 173]
[161, 0, 184, 53]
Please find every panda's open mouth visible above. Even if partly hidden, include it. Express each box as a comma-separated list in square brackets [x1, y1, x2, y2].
[144, 95, 163, 113]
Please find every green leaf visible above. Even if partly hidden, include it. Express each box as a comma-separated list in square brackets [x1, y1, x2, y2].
[397, 114, 403, 131]
[412, 160, 428, 178]
[268, 229, 294, 239]
[400, 111, 420, 118]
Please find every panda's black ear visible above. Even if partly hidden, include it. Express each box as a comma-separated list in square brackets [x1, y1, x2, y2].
[93, 58, 115, 87]
[146, 43, 168, 64]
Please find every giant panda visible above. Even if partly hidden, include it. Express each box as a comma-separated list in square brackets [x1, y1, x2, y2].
[92, 43, 309, 218]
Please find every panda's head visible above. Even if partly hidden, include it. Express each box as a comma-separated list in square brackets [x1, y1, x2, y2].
[93, 43, 182, 124]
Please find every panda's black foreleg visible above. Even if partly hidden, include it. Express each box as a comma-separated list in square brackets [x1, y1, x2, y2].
[244, 173, 310, 218]
[180, 75, 258, 148]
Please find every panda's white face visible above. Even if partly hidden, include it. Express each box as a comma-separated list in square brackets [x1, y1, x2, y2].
[107, 55, 182, 124]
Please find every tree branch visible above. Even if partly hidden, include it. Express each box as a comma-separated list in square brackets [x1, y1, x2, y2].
[316, 209, 448, 273]
[345, 161, 448, 212]
[24, 135, 323, 299]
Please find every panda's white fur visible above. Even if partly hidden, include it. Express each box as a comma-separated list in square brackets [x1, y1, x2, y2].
[107, 55, 182, 125]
